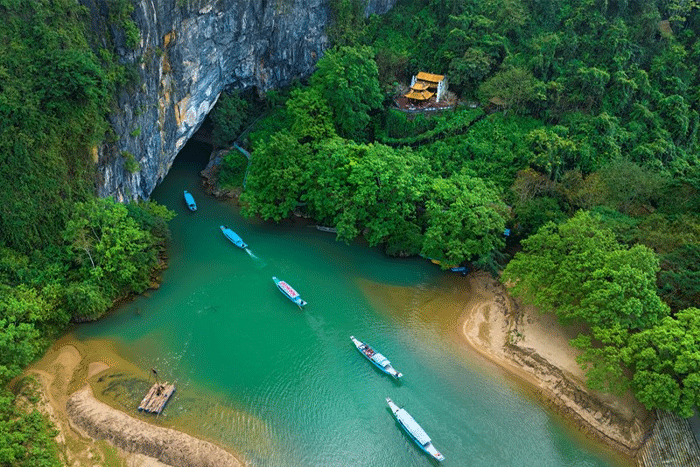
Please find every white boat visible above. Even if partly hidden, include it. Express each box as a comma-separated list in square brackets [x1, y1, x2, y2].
[386, 397, 444, 462]
[350, 336, 402, 379]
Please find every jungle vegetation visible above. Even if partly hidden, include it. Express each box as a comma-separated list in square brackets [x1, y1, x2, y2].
[2, 0, 700, 462]
[213, 0, 700, 418]
[0, 0, 172, 463]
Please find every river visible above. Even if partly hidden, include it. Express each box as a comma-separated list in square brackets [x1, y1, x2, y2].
[75, 140, 632, 467]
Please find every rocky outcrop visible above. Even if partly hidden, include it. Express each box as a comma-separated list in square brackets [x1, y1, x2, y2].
[82, 0, 396, 201]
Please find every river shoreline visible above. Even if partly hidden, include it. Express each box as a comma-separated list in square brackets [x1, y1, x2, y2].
[23, 269, 650, 466]
[456, 272, 652, 461]
[22, 337, 249, 467]
[358, 271, 649, 464]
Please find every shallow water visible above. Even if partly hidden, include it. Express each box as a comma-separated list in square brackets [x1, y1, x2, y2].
[75, 140, 632, 467]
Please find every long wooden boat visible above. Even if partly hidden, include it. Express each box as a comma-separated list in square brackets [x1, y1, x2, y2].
[350, 336, 402, 379]
[272, 276, 307, 308]
[386, 397, 444, 462]
[183, 190, 197, 211]
[220, 225, 247, 249]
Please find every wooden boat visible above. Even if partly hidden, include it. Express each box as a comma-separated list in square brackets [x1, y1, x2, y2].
[272, 276, 307, 308]
[386, 397, 444, 462]
[183, 190, 197, 211]
[220, 225, 247, 249]
[350, 336, 402, 379]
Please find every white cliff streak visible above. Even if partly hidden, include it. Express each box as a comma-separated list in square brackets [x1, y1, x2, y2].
[83, 0, 396, 200]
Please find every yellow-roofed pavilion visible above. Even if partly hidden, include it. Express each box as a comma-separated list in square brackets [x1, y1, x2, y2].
[404, 72, 447, 102]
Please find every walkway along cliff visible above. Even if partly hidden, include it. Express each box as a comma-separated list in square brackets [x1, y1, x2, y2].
[81, 0, 396, 202]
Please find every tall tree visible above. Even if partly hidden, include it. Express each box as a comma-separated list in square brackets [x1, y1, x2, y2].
[285, 87, 336, 144]
[478, 66, 545, 114]
[502, 211, 668, 329]
[624, 308, 700, 417]
[421, 172, 507, 266]
[310, 45, 383, 140]
[658, 244, 700, 313]
[63, 198, 166, 301]
[210, 91, 251, 147]
[240, 132, 312, 221]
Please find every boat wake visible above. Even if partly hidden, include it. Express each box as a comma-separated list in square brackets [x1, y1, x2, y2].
[245, 248, 266, 267]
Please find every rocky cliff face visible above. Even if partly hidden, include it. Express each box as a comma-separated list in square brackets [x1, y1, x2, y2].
[82, 0, 395, 201]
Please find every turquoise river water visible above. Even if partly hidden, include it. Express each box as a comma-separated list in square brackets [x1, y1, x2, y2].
[75, 141, 632, 467]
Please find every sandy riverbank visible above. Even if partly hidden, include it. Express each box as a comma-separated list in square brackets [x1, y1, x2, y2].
[358, 270, 652, 463]
[22, 271, 652, 465]
[458, 272, 653, 458]
[21, 336, 248, 467]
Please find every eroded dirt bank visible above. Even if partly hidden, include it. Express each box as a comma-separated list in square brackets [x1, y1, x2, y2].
[23, 337, 249, 467]
[359, 271, 651, 463]
[26, 272, 652, 466]
[460, 272, 653, 458]
[67, 386, 244, 467]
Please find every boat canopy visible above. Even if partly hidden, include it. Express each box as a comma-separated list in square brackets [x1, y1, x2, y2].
[371, 353, 389, 367]
[396, 408, 431, 446]
[279, 281, 299, 298]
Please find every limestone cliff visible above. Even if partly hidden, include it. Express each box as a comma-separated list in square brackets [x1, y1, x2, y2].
[82, 0, 395, 201]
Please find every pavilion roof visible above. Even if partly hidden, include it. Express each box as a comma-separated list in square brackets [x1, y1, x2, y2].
[404, 89, 435, 101]
[415, 72, 445, 83]
[411, 81, 430, 91]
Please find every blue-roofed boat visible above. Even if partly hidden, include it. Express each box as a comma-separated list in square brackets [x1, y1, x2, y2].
[386, 397, 444, 462]
[183, 190, 197, 211]
[272, 276, 307, 308]
[350, 336, 402, 379]
[220, 225, 247, 249]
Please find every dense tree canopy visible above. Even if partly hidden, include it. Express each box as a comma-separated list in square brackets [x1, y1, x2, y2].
[310, 45, 384, 140]
[422, 173, 507, 265]
[63, 198, 174, 310]
[0, 1, 174, 463]
[210, 91, 251, 147]
[624, 308, 700, 417]
[0, 0, 115, 254]
[502, 211, 669, 329]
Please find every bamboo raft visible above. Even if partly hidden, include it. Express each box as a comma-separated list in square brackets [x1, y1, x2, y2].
[138, 382, 175, 414]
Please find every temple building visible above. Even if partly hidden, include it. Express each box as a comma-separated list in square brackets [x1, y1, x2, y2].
[404, 72, 447, 103]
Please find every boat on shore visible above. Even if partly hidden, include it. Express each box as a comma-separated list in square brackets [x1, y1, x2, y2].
[386, 397, 444, 462]
[183, 190, 197, 211]
[272, 276, 307, 308]
[350, 336, 402, 379]
[220, 225, 247, 249]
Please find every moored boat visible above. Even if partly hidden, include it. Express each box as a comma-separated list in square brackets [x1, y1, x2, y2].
[386, 397, 444, 462]
[272, 276, 307, 308]
[350, 336, 402, 379]
[183, 190, 197, 211]
[220, 225, 247, 249]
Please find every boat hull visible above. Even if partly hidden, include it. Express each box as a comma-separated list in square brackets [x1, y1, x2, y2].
[272, 276, 307, 308]
[350, 336, 402, 379]
[183, 191, 197, 211]
[220, 226, 247, 249]
[386, 398, 444, 462]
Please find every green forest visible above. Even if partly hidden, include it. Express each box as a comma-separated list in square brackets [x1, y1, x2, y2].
[211, 0, 700, 422]
[2, 0, 700, 463]
[0, 0, 173, 464]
